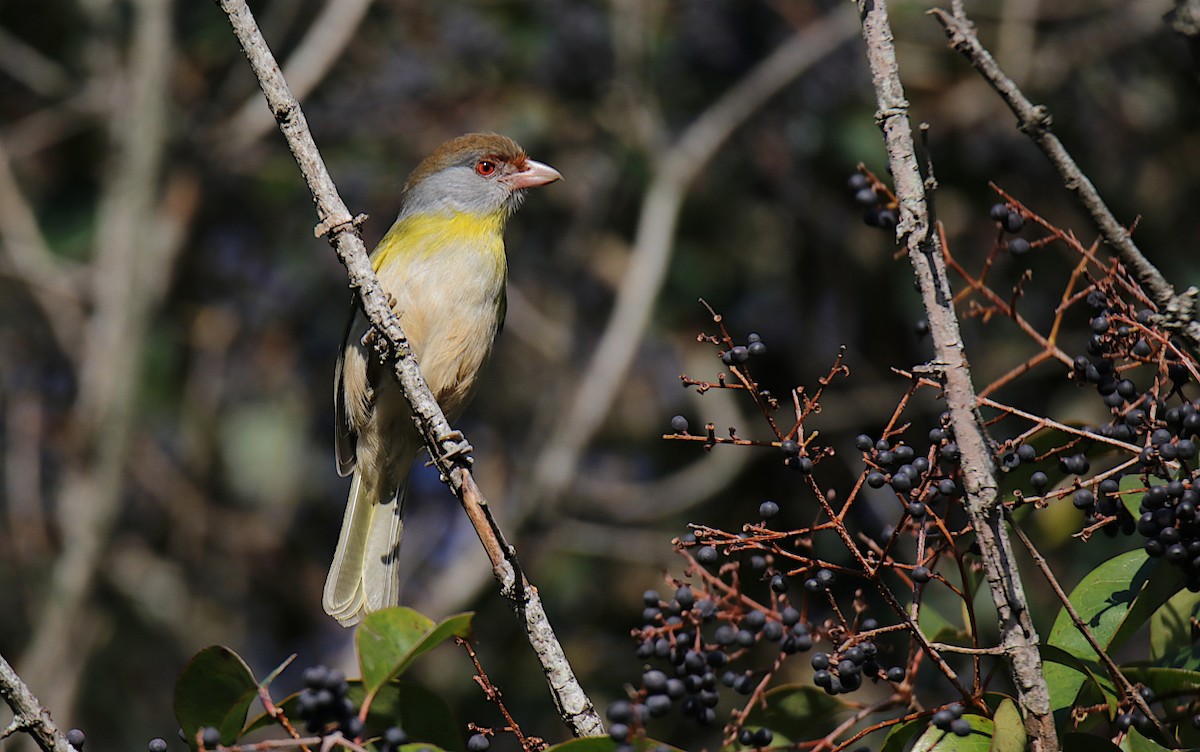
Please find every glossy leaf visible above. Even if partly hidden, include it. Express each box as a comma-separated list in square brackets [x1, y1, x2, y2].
[881, 717, 928, 752]
[174, 646, 259, 748]
[1043, 550, 1164, 711]
[911, 714, 993, 752]
[1150, 588, 1200, 671]
[351, 680, 463, 752]
[741, 684, 848, 741]
[357, 608, 473, 697]
[1125, 728, 1174, 752]
[988, 699, 1026, 752]
[1118, 666, 1200, 699]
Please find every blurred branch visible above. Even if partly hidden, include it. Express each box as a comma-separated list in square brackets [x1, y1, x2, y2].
[214, 0, 603, 736]
[3, 390, 52, 567]
[525, 4, 860, 511]
[0, 26, 72, 98]
[932, 4, 1200, 356]
[18, 0, 182, 724]
[0, 137, 85, 360]
[858, 1, 1056, 749]
[219, 0, 375, 156]
[0, 651, 77, 752]
[995, 0, 1039, 86]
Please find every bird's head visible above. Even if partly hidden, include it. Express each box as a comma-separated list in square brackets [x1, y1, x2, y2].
[400, 133, 562, 221]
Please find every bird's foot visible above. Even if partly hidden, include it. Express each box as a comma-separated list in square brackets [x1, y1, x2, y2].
[433, 431, 474, 466]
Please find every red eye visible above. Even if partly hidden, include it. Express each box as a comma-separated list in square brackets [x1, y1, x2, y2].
[475, 160, 497, 177]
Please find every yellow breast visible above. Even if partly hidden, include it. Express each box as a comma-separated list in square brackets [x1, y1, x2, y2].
[369, 210, 509, 420]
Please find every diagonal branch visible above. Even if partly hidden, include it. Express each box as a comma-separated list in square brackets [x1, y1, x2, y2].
[930, 4, 1200, 356]
[213, 0, 602, 736]
[857, 1, 1057, 749]
[0, 651, 77, 752]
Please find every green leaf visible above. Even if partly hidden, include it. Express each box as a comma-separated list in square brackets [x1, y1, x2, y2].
[1116, 475, 1147, 522]
[1125, 728, 1174, 752]
[545, 738, 683, 752]
[910, 715, 993, 752]
[174, 646, 259, 748]
[245, 679, 463, 748]
[357, 608, 473, 697]
[1150, 588, 1200, 670]
[988, 700, 1026, 752]
[1062, 732, 1122, 752]
[1044, 550, 1174, 711]
[350, 680, 464, 752]
[741, 685, 849, 741]
[881, 717, 928, 752]
[358, 608, 437, 692]
[1118, 666, 1200, 699]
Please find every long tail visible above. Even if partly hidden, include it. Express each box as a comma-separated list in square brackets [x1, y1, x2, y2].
[322, 466, 408, 627]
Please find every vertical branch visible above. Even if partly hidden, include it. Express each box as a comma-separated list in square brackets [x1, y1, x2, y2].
[856, 2, 1057, 749]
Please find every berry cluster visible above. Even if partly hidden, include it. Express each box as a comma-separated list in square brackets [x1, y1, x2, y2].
[857, 421, 962, 523]
[1136, 472, 1200, 589]
[1054, 292, 1200, 589]
[720, 332, 768, 367]
[988, 202, 1031, 256]
[297, 665, 361, 738]
[930, 702, 971, 737]
[848, 172, 897, 230]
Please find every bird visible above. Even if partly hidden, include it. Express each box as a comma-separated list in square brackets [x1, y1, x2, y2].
[323, 133, 561, 627]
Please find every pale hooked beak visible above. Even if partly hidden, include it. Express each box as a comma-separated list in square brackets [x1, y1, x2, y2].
[503, 159, 563, 190]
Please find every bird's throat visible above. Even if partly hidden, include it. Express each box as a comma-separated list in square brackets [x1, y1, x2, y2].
[372, 211, 506, 272]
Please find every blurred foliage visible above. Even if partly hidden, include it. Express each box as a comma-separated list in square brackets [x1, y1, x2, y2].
[1, 0, 1200, 750]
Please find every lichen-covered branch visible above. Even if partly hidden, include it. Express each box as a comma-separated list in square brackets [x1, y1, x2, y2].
[0, 651, 77, 752]
[856, 1, 1057, 749]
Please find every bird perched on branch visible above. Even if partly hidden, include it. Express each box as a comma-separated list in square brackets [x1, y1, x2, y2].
[324, 133, 561, 626]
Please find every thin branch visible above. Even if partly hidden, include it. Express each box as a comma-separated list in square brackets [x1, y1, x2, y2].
[214, 0, 602, 736]
[0, 136, 85, 360]
[857, 1, 1057, 749]
[1006, 509, 1173, 742]
[931, 5, 1200, 355]
[0, 651, 77, 752]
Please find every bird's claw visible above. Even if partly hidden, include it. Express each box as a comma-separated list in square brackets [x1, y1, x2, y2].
[435, 431, 474, 466]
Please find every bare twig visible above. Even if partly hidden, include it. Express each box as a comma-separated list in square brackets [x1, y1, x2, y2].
[931, 4, 1200, 355]
[1006, 510, 1173, 742]
[0, 651, 77, 752]
[857, 1, 1056, 748]
[214, 0, 602, 736]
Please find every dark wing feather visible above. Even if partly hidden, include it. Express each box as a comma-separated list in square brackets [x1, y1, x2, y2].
[334, 297, 360, 477]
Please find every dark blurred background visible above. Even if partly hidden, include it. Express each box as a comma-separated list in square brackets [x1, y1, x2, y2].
[1, 0, 1199, 749]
